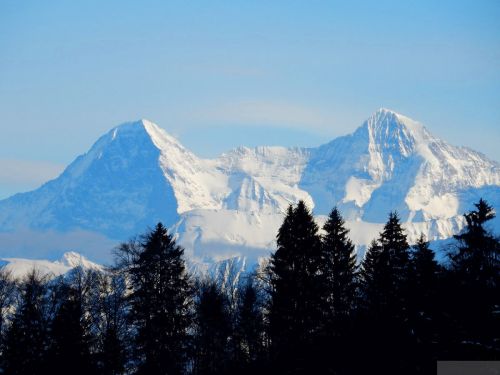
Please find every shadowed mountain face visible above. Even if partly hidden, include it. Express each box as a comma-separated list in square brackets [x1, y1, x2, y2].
[0, 122, 178, 239]
[0, 110, 499, 264]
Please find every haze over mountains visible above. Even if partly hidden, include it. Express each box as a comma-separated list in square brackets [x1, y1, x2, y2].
[1, 108, 499, 270]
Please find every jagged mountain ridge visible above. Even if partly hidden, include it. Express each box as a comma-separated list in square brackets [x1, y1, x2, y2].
[302, 110, 499, 221]
[0, 251, 103, 279]
[0, 109, 499, 265]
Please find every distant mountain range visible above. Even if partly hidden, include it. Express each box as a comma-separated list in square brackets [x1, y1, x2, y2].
[1, 108, 499, 272]
[0, 251, 102, 279]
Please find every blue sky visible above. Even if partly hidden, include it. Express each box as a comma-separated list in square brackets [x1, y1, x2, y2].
[0, 0, 499, 199]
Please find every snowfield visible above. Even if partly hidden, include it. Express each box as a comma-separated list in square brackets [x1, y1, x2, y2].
[0, 108, 499, 276]
[0, 252, 103, 279]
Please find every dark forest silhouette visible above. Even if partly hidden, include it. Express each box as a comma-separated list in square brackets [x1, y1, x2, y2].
[0, 199, 498, 374]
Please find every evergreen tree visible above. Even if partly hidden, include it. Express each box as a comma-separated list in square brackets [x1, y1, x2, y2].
[450, 199, 499, 285]
[411, 234, 440, 292]
[2, 270, 49, 375]
[356, 239, 388, 373]
[95, 273, 127, 375]
[267, 201, 323, 372]
[115, 223, 193, 375]
[232, 278, 265, 373]
[378, 211, 411, 317]
[408, 234, 442, 373]
[447, 199, 500, 358]
[359, 239, 384, 312]
[193, 279, 232, 375]
[321, 207, 357, 320]
[314, 207, 358, 374]
[357, 212, 413, 374]
[47, 282, 96, 375]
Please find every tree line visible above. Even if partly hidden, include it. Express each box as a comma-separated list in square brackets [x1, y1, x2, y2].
[0, 199, 498, 374]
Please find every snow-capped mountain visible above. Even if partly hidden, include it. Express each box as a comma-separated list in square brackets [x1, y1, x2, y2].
[302, 109, 500, 220]
[0, 251, 103, 279]
[0, 109, 499, 269]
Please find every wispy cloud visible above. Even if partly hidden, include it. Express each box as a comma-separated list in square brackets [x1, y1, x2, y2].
[193, 100, 344, 132]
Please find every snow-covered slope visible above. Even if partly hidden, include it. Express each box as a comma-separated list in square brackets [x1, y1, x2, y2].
[0, 251, 103, 279]
[0, 109, 499, 268]
[301, 109, 500, 221]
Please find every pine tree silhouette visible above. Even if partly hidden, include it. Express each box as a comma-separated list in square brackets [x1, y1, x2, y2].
[358, 212, 413, 374]
[318, 207, 358, 374]
[267, 200, 323, 373]
[451, 199, 499, 282]
[359, 239, 384, 312]
[379, 211, 411, 315]
[115, 222, 193, 375]
[47, 282, 96, 375]
[2, 201, 497, 374]
[447, 199, 500, 358]
[232, 277, 265, 373]
[2, 270, 49, 375]
[100, 325, 125, 375]
[96, 273, 127, 375]
[408, 234, 442, 373]
[193, 279, 232, 375]
[411, 234, 440, 292]
[321, 207, 357, 320]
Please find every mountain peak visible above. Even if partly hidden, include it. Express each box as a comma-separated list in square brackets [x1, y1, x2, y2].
[0, 110, 499, 267]
[376, 107, 400, 115]
[369, 108, 421, 129]
[110, 118, 160, 135]
[363, 108, 432, 147]
[111, 118, 150, 132]
[108, 118, 184, 149]
[59, 251, 102, 270]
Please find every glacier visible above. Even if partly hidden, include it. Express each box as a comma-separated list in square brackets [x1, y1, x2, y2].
[0, 108, 499, 273]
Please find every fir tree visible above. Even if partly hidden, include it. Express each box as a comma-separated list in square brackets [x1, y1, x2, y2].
[115, 223, 193, 375]
[267, 200, 323, 372]
[321, 207, 357, 320]
[232, 278, 265, 372]
[359, 239, 384, 312]
[358, 212, 413, 375]
[410, 234, 441, 319]
[408, 234, 442, 373]
[96, 273, 127, 375]
[47, 282, 96, 375]
[357, 239, 387, 374]
[2, 270, 49, 375]
[193, 279, 232, 375]
[101, 325, 125, 375]
[378, 211, 411, 316]
[317, 207, 358, 374]
[451, 198, 499, 284]
[447, 199, 500, 358]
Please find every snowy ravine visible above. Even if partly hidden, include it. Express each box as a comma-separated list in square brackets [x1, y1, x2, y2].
[0, 108, 499, 275]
